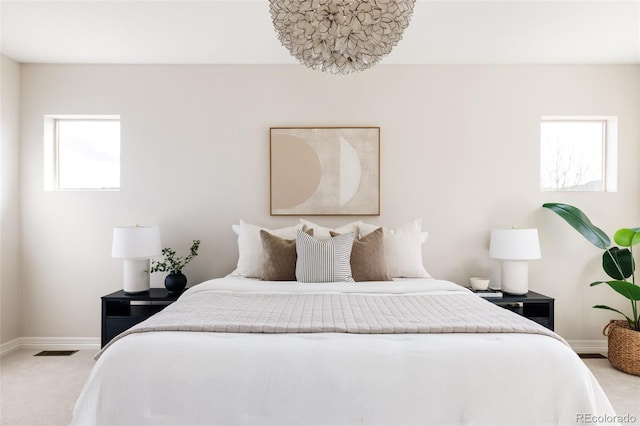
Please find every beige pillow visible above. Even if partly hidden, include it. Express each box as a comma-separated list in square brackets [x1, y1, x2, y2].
[231, 220, 303, 278]
[359, 219, 431, 278]
[299, 219, 361, 239]
[330, 227, 391, 282]
[260, 229, 312, 281]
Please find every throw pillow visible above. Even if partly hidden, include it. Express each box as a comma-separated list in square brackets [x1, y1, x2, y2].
[359, 219, 431, 278]
[260, 229, 313, 281]
[295, 230, 355, 283]
[231, 220, 303, 278]
[330, 227, 391, 282]
[299, 219, 361, 239]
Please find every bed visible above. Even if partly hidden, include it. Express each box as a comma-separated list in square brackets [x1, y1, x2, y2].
[75, 219, 615, 424]
[72, 276, 615, 426]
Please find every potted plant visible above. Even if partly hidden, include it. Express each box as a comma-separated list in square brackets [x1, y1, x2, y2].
[543, 202, 640, 376]
[150, 240, 201, 293]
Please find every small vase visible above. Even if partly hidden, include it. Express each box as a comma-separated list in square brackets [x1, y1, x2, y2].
[164, 271, 187, 293]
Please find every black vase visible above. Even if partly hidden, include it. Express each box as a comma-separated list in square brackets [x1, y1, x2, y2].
[165, 271, 187, 293]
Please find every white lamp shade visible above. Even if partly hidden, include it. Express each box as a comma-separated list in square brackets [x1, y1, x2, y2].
[112, 226, 161, 259]
[489, 228, 541, 260]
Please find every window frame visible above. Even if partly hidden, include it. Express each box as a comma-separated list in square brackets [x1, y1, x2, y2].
[539, 116, 617, 193]
[44, 115, 121, 191]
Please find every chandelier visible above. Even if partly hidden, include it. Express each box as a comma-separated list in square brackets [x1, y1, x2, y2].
[269, 0, 416, 75]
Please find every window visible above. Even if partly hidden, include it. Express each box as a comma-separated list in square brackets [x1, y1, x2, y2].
[44, 116, 120, 190]
[540, 117, 617, 192]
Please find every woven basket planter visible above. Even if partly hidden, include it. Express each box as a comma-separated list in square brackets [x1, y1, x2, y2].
[603, 320, 640, 376]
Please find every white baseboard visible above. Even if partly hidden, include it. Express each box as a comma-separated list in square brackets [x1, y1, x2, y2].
[0, 337, 100, 356]
[567, 339, 608, 355]
[0, 338, 22, 357]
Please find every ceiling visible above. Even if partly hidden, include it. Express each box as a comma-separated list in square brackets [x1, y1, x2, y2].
[1, 0, 639, 65]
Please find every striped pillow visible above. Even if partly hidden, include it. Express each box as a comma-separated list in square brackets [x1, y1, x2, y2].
[295, 230, 355, 283]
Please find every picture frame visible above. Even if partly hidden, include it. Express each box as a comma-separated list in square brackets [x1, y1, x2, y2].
[270, 127, 380, 216]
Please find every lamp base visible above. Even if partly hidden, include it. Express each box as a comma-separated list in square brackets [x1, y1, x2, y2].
[501, 260, 529, 295]
[124, 289, 149, 295]
[123, 258, 150, 294]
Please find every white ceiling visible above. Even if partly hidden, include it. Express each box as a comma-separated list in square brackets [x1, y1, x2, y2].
[1, 0, 639, 65]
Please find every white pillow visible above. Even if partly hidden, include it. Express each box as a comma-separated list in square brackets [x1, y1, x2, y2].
[295, 230, 355, 283]
[419, 232, 428, 244]
[231, 220, 303, 278]
[299, 219, 361, 239]
[360, 219, 431, 278]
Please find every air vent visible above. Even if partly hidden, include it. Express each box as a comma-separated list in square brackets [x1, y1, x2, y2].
[578, 353, 606, 359]
[34, 350, 78, 356]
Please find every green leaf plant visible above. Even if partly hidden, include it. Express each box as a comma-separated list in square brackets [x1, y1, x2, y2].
[150, 240, 201, 274]
[543, 203, 640, 330]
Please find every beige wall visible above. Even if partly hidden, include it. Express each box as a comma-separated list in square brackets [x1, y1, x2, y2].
[1, 55, 22, 345]
[18, 64, 640, 342]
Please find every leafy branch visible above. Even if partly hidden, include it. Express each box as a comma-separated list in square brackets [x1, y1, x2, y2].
[543, 203, 640, 330]
[150, 240, 200, 274]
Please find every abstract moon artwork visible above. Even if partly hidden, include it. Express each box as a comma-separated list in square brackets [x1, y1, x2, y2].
[270, 127, 380, 216]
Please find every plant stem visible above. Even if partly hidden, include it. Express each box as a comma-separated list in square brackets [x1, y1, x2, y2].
[632, 245, 635, 286]
[632, 245, 638, 330]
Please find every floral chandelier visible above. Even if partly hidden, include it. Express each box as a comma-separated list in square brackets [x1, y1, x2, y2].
[269, 0, 416, 75]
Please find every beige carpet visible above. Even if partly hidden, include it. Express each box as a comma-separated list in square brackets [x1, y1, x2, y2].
[1, 349, 639, 425]
[581, 357, 640, 421]
[0, 349, 95, 426]
[0, 349, 96, 426]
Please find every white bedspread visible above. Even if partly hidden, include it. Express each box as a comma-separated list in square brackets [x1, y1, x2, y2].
[73, 277, 616, 426]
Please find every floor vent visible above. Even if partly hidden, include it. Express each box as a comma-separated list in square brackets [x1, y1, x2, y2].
[578, 353, 607, 359]
[34, 350, 78, 357]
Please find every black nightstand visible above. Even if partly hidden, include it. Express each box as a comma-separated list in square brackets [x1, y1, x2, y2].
[486, 291, 555, 331]
[101, 288, 184, 347]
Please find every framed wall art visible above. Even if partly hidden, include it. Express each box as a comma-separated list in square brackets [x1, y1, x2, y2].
[270, 127, 380, 216]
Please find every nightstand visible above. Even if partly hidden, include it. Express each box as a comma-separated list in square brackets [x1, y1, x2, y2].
[487, 291, 555, 331]
[101, 288, 184, 347]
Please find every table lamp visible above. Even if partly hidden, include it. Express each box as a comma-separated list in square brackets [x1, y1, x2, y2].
[112, 225, 161, 294]
[489, 228, 541, 295]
